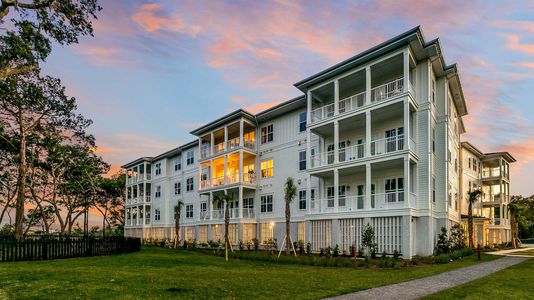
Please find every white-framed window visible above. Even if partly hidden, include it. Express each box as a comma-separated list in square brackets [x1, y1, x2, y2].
[261, 159, 273, 178]
[200, 202, 207, 212]
[154, 208, 161, 221]
[261, 223, 274, 243]
[155, 163, 161, 176]
[260, 194, 273, 213]
[432, 176, 436, 203]
[186, 177, 194, 192]
[175, 157, 182, 171]
[186, 150, 194, 165]
[244, 198, 254, 208]
[385, 178, 404, 202]
[299, 190, 306, 210]
[155, 185, 161, 198]
[186, 204, 193, 218]
[299, 112, 306, 132]
[431, 78, 436, 105]
[310, 188, 316, 209]
[261, 124, 273, 144]
[174, 182, 181, 195]
[299, 150, 306, 171]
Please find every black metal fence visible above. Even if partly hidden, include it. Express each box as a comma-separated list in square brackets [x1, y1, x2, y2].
[0, 235, 141, 262]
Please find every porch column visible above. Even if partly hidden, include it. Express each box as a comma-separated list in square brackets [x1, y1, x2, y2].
[366, 66, 371, 104]
[307, 90, 312, 126]
[306, 174, 312, 214]
[209, 192, 213, 220]
[366, 163, 371, 209]
[334, 79, 339, 115]
[223, 155, 228, 185]
[334, 120, 339, 163]
[224, 126, 228, 151]
[404, 157, 410, 208]
[238, 185, 243, 219]
[403, 50, 409, 93]
[334, 169, 339, 212]
[210, 132, 214, 156]
[239, 150, 244, 183]
[239, 119, 244, 147]
[404, 99, 410, 150]
[307, 129, 312, 168]
[365, 111, 371, 157]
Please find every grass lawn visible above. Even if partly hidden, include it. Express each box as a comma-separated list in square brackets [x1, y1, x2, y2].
[424, 257, 534, 299]
[507, 249, 534, 256]
[0, 247, 498, 299]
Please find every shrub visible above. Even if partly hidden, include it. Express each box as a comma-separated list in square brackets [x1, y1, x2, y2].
[381, 251, 387, 259]
[246, 240, 252, 251]
[435, 254, 450, 264]
[333, 244, 340, 257]
[182, 240, 188, 249]
[306, 242, 312, 255]
[393, 249, 401, 260]
[252, 238, 260, 251]
[238, 239, 244, 251]
[362, 223, 376, 258]
[325, 246, 333, 258]
[297, 240, 305, 255]
[319, 248, 325, 257]
[449, 224, 466, 250]
[349, 245, 355, 257]
[435, 226, 451, 254]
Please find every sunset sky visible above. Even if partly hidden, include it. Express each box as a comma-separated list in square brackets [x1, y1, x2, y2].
[41, 0, 534, 196]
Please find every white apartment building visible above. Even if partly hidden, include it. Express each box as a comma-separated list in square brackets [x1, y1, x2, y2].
[122, 27, 515, 257]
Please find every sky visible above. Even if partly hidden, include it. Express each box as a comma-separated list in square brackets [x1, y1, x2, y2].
[39, 0, 534, 196]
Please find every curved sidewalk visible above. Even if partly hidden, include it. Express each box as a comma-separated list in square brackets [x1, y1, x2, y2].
[324, 256, 529, 300]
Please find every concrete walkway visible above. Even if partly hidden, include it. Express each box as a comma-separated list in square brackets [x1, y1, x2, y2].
[324, 256, 529, 300]
[487, 244, 534, 257]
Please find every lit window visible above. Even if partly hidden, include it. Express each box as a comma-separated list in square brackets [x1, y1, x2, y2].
[260, 195, 273, 213]
[261, 124, 273, 144]
[261, 160, 273, 178]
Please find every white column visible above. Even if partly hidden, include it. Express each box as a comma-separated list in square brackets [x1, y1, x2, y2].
[366, 66, 371, 104]
[404, 158, 410, 208]
[239, 186, 243, 219]
[366, 163, 371, 209]
[334, 169, 339, 212]
[307, 90, 312, 126]
[306, 174, 312, 213]
[404, 99, 410, 150]
[307, 129, 312, 168]
[366, 111, 371, 157]
[210, 132, 214, 156]
[224, 126, 228, 151]
[209, 192, 213, 220]
[223, 155, 228, 185]
[334, 120, 339, 164]
[239, 119, 244, 147]
[403, 50, 409, 93]
[334, 80, 339, 115]
[239, 150, 244, 183]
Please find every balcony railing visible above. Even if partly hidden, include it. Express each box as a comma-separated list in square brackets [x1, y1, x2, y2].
[311, 103, 335, 124]
[145, 195, 151, 202]
[227, 137, 240, 151]
[312, 192, 413, 213]
[200, 173, 257, 190]
[482, 169, 501, 178]
[229, 208, 239, 219]
[200, 211, 210, 220]
[213, 143, 225, 154]
[200, 147, 210, 159]
[371, 134, 405, 156]
[372, 192, 405, 209]
[244, 139, 255, 150]
[226, 173, 239, 185]
[243, 173, 256, 185]
[339, 92, 366, 115]
[371, 77, 404, 103]
[243, 208, 255, 219]
[211, 209, 224, 220]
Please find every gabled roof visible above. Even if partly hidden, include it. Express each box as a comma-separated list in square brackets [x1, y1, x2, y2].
[189, 109, 256, 136]
[461, 141, 484, 158]
[483, 152, 517, 163]
[121, 157, 153, 169]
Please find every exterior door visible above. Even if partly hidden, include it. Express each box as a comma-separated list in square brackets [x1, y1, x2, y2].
[327, 144, 335, 164]
[357, 139, 364, 158]
[339, 141, 346, 162]
[327, 186, 335, 208]
[357, 185, 364, 209]
[338, 185, 346, 207]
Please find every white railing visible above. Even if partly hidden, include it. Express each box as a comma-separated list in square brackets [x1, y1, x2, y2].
[243, 208, 255, 219]
[311, 103, 335, 123]
[226, 173, 239, 184]
[200, 211, 210, 220]
[213, 143, 225, 154]
[126, 219, 131, 226]
[145, 195, 151, 202]
[371, 77, 404, 103]
[338, 144, 365, 163]
[243, 173, 256, 185]
[200, 180, 211, 189]
[146, 173, 151, 180]
[229, 208, 239, 219]
[244, 139, 255, 150]
[339, 91, 366, 115]
[372, 192, 405, 209]
[482, 168, 500, 178]
[211, 209, 224, 220]
[310, 150, 334, 168]
[371, 134, 405, 156]
[145, 217, 150, 225]
[212, 176, 225, 187]
[227, 137, 240, 151]
[200, 148, 210, 159]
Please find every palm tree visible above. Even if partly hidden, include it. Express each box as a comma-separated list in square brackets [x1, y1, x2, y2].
[467, 189, 482, 248]
[173, 200, 184, 249]
[284, 177, 297, 256]
[508, 199, 521, 248]
[213, 191, 233, 261]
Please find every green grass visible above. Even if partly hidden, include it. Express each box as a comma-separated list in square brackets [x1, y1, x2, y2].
[507, 249, 534, 256]
[0, 247, 498, 299]
[424, 257, 534, 299]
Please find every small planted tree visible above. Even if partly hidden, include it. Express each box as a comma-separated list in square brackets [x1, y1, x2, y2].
[467, 189, 482, 248]
[436, 226, 450, 254]
[284, 177, 297, 255]
[212, 191, 233, 261]
[449, 223, 466, 250]
[362, 223, 376, 260]
[173, 201, 184, 249]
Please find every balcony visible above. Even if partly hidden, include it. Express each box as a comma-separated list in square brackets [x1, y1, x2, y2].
[199, 174, 257, 191]
[312, 192, 414, 214]
[243, 208, 255, 219]
[370, 77, 404, 103]
[200, 211, 210, 220]
[211, 209, 224, 220]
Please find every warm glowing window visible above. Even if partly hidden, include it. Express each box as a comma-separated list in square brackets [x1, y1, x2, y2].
[261, 124, 273, 144]
[260, 159, 273, 178]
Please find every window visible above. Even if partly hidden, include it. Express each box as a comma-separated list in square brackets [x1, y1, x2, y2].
[174, 182, 181, 195]
[155, 163, 161, 176]
[432, 177, 436, 203]
[260, 195, 273, 213]
[261, 223, 274, 243]
[468, 156, 471, 168]
[473, 158, 477, 172]
[186, 177, 194, 192]
[155, 185, 161, 198]
[431, 79, 436, 105]
[432, 127, 436, 153]
[244, 198, 254, 208]
[299, 150, 306, 171]
[311, 189, 316, 209]
[154, 208, 161, 221]
[385, 178, 404, 202]
[299, 112, 306, 132]
[186, 204, 193, 218]
[186, 150, 194, 165]
[299, 190, 306, 210]
[174, 157, 181, 171]
[261, 159, 273, 178]
[261, 124, 273, 144]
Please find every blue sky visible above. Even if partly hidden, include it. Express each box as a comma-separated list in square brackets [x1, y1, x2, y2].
[40, 0, 534, 195]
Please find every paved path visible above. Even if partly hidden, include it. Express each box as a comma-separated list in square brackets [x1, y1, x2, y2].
[487, 244, 534, 257]
[324, 256, 529, 300]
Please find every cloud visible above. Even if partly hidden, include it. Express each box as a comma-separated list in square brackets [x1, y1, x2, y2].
[131, 3, 201, 37]
[505, 34, 534, 55]
[491, 20, 534, 32]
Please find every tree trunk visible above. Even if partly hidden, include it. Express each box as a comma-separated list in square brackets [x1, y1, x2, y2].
[174, 209, 180, 249]
[225, 203, 230, 255]
[14, 129, 27, 240]
[285, 198, 291, 256]
[468, 202, 474, 248]
[511, 214, 517, 248]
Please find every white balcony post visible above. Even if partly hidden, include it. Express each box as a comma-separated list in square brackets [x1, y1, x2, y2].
[224, 126, 228, 152]
[306, 174, 312, 213]
[404, 158, 410, 208]
[366, 66, 371, 104]
[239, 119, 244, 147]
[210, 159, 214, 187]
[209, 192, 213, 220]
[239, 150, 243, 183]
[403, 50, 409, 93]
[365, 163, 371, 209]
[306, 129, 312, 169]
[210, 132, 214, 156]
[334, 80, 339, 115]
[198, 136, 202, 158]
[334, 169, 339, 212]
[238, 186, 243, 219]
[307, 90, 312, 125]
[404, 99, 410, 150]
[334, 120, 339, 164]
[223, 155, 228, 185]
[365, 111, 371, 157]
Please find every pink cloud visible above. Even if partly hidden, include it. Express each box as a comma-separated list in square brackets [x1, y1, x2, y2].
[491, 20, 534, 32]
[519, 62, 534, 68]
[505, 34, 534, 55]
[131, 3, 201, 37]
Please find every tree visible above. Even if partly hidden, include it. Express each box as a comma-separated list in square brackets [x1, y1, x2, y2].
[0, 0, 101, 79]
[467, 189, 482, 248]
[284, 177, 297, 255]
[449, 223, 466, 250]
[212, 191, 233, 261]
[96, 172, 125, 236]
[436, 226, 450, 254]
[173, 200, 183, 249]
[362, 223, 376, 259]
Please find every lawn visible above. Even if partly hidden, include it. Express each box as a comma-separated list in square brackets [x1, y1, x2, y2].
[507, 249, 534, 256]
[0, 247, 498, 299]
[424, 257, 534, 299]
